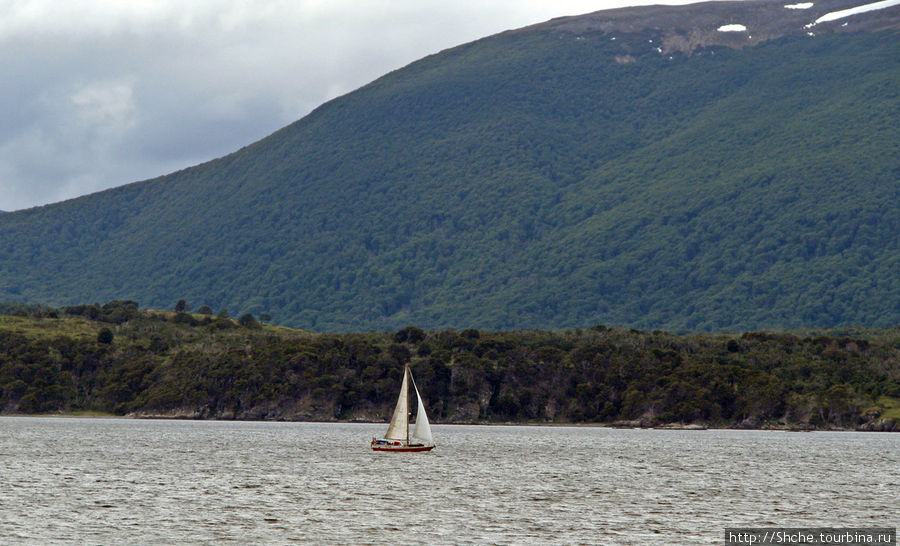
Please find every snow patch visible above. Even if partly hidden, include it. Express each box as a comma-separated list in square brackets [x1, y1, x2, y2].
[812, 0, 900, 24]
[784, 2, 814, 8]
[717, 24, 748, 32]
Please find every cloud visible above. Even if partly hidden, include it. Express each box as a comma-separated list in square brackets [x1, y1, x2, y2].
[0, 0, 688, 211]
[70, 78, 137, 137]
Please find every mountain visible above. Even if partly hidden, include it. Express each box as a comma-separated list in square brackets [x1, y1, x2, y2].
[0, 0, 898, 332]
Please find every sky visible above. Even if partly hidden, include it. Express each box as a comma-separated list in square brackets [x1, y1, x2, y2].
[0, 0, 699, 212]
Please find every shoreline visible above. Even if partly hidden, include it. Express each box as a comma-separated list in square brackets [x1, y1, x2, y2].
[2, 412, 895, 432]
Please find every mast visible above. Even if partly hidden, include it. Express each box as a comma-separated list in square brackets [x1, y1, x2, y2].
[405, 365, 410, 446]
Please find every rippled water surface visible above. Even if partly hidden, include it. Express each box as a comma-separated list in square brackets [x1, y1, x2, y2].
[1, 417, 896, 544]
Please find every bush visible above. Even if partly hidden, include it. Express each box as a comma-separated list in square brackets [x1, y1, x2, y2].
[97, 328, 114, 344]
[238, 313, 260, 329]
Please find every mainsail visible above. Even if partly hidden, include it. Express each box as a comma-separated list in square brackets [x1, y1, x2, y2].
[384, 367, 409, 441]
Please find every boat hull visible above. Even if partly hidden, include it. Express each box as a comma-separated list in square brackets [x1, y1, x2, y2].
[371, 439, 434, 452]
[371, 445, 435, 452]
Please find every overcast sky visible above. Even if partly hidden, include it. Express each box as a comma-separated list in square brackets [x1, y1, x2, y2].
[0, 0, 695, 212]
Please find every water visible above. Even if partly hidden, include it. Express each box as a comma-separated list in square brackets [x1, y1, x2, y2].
[1, 417, 896, 544]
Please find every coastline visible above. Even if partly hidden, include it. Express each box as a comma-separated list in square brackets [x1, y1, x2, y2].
[3, 411, 895, 432]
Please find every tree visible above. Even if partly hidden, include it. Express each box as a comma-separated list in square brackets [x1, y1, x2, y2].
[259, 313, 272, 323]
[197, 305, 213, 315]
[238, 313, 260, 329]
[173, 312, 198, 326]
[97, 327, 114, 344]
[395, 326, 426, 344]
[174, 300, 188, 313]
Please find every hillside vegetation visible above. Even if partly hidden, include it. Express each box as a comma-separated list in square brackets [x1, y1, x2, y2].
[1, 303, 898, 431]
[0, 5, 897, 331]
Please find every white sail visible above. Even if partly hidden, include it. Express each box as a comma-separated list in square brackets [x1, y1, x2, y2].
[411, 384, 433, 446]
[408, 370, 434, 446]
[384, 367, 409, 441]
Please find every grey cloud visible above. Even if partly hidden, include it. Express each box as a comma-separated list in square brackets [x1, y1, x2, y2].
[0, 1, 651, 211]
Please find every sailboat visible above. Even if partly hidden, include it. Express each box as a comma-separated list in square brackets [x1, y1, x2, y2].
[371, 365, 435, 452]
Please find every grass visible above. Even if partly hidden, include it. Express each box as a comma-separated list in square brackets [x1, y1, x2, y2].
[0, 314, 98, 341]
[876, 396, 900, 421]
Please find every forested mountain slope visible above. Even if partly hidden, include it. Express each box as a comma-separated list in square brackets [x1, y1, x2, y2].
[1, 0, 897, 331]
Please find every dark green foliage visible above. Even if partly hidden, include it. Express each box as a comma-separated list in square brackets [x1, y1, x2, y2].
[1, 305, 897, 429]
[0, 303, 58, 318]
[172, 312, 198, 326]
[0, 29, 897, 332]
[97, 328, 114, 344]
[63, 301, 139, 324]
[238, 313, 260, 329]
[395, 326, 426, 344]
[210, 317, 237, 330]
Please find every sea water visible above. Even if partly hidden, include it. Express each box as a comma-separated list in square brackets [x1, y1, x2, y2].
[0, 417, 896, 544]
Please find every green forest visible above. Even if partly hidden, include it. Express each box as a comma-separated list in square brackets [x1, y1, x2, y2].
[0, 27, 897, 332]
[1, 302, 897, 431]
